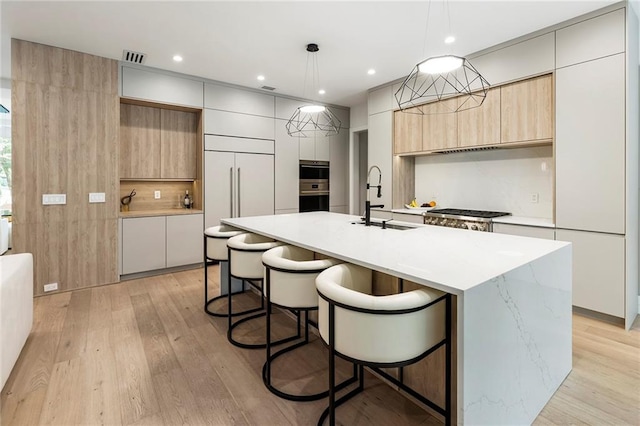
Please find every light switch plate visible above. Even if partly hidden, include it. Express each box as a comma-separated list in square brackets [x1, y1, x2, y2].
[154, 191, 161, 199]
[42, 194, 66, 205]
[89, 192, 106, 203]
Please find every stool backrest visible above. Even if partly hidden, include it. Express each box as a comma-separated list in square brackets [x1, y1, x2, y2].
[317, 264, 446, 365]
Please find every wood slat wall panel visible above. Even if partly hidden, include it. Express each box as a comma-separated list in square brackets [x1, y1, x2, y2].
[11, 39, 119, 295]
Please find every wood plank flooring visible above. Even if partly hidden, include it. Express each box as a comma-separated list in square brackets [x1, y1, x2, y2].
[1, 267, 639, 425]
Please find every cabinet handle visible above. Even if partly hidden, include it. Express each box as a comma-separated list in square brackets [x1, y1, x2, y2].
[229, 167, 233, 218]
[237, 167, 241, 217]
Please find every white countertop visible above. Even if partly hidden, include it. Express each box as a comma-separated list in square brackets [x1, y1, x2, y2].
[222, 212, 569, 295]
[492, 216, 555, 228]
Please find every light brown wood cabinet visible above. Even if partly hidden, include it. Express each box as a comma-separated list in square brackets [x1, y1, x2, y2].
[422, 98, 458, 151]
[457, 87, 501, 147]
[393, 108, 422, 154]
[120, 104, 161, 179]
[120, 102, 198, 179]
[392, 74, 553, 155]
[500, 74, 553, 143]
[160, 109, 197, 179]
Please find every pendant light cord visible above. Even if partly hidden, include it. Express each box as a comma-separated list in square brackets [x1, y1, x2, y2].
[421, 0, 432, 58]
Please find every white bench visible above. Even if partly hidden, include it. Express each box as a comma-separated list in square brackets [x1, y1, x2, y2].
[0, 253, 33, 390]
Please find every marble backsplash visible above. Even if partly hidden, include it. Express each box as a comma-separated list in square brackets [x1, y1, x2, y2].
[414, 146, 553, 218]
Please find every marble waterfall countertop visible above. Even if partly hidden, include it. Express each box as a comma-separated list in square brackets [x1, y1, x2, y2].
[222, 211, 568, 295]
[222, 211, 573, 425]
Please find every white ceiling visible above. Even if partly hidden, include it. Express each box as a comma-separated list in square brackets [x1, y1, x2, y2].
[0, 1, 618, 107]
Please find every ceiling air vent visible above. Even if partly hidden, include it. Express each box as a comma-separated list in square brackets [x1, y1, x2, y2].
[122, 50, 146, 65]
[260, 85, 276, 91]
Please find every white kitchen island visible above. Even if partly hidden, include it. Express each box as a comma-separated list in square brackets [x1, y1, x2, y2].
[222, 212, 572, 425]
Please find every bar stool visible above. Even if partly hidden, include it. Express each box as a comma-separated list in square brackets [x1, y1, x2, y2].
[226, 232, 287, 349]
[315, 263, 452, 426]
[261, 245, 354, 401]
[203, 224, 245, 317]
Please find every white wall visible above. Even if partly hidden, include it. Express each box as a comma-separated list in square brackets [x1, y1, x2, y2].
[414, 146, 553, 218]
[349, 101, 368, 129]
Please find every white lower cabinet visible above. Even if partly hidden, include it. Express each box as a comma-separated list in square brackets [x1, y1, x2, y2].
[166, 214, 203, 268]
[122, 216, 166, 275]
[492, 223, 555, 240]
[122, 213, 203, 275]
[556, 229, 625, 318]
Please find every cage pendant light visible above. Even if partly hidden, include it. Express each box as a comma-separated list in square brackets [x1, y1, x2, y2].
[286, 43, 341, 137]
[395, 1, 490, 114]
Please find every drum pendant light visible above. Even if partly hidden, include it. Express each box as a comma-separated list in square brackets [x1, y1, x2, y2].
[286, 43, 341, 137]
[395, 1, 490, 114]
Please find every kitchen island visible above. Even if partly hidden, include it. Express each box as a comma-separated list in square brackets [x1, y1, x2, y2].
[222, 212, 572, 425]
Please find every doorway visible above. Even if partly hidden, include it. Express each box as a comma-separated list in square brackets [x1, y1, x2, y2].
[349, 128, 368, 215]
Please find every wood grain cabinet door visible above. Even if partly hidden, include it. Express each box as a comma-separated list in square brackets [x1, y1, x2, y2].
[422, 98, 457, 151]
[160, 109, 197, 179]
[500, 74, 553, 144]
[120, 103, 161, 178]
[457, 87, 500, 147]
[393, 108, 422, 154]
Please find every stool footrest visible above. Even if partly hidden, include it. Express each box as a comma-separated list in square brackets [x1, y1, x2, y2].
[204, 290, 254, 318]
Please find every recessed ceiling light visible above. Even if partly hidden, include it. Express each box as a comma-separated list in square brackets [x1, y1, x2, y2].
[367, 69, 376, 75]
[257, 75, 265, 81]
[173, 55, 183, 62]
[444, 36, 456, 44]
[318, 89, 326, 95]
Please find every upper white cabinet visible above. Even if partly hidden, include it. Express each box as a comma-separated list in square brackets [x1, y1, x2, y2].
[274, 119, 299, 211]
[469, 32, 555, 88]
[204, 109, 275, 140]
[121, 66, 203, 108]
[556, 229, 625, 318]
[368, 86, 395, 115]
[556, 8, 625, 68]
[204, 83, 275, 117]
[556, 54, 625, 234]
[275, 97, 302, 120]
[299, 133, 331, 162]
[204, 135, 274, 154]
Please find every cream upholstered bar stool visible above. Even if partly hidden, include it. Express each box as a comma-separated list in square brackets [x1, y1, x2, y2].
[315, 263, 452, 426]
[203, 224, 246, 317]
[261, 245, 356, 401]
[226, 232, 288, 349]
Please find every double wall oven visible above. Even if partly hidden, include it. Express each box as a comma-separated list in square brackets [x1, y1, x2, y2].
[299, 160, 329, 212]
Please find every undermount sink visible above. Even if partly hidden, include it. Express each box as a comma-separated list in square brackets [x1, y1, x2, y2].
[351, 220, 416, 231]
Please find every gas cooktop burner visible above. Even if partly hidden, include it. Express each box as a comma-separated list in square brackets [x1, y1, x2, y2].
[426, 208, 511, 219]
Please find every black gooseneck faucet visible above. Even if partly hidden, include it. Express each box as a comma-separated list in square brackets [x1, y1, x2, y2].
[365, 165, 384, 226]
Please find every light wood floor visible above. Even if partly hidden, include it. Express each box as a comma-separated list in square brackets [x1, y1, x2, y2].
[1, 267, 638, 425]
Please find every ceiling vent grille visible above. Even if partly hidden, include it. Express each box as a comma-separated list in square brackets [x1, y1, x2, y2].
[122, 50, 146, 65]
[260, 85, 276, 91]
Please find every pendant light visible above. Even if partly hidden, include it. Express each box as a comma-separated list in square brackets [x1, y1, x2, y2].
[286, 43, 341, 138]
[395, 1, 489, 114]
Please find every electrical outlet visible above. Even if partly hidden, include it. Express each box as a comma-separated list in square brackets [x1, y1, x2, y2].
[44, 282, 58, 292]
[154, 191, 161, 199]
[530, 193, 539, 203]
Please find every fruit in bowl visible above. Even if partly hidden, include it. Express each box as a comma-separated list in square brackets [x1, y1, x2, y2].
[421, 201, 437, 207]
